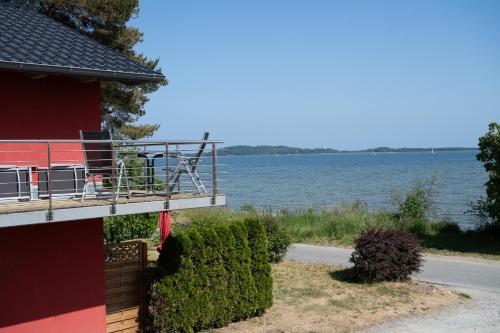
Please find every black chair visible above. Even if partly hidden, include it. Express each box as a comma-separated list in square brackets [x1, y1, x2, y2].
[0, 166, 31, 201]
[38, 165, 85, 198]
[79, 130, 130, 200]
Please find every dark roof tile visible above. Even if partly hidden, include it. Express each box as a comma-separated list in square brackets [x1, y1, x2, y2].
[0, 2, 165, 83]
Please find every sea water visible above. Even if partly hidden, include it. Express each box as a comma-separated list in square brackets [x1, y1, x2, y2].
[217, 151, 487, 229]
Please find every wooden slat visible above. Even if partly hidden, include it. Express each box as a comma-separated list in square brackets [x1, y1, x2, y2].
[107, 300, 143, 313]
[106, 291, 140, 305]
[106, 281, 139, 296]
[106, 307, 140, 324]
[117, 328, 139, 333]
[106, 317, 139, 333]
[106, 282, 140, 296]
[105, 271, 140, 281]
[106, 293, 140, 305]
[105, 269, 140, 279]
[105, 274, 140, 286]
[105, 259, 141, 268]
[105, 263, 141, 275]
[104, 268, 140, 281]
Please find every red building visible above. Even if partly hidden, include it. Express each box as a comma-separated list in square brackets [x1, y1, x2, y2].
[0, 3, 224, 332]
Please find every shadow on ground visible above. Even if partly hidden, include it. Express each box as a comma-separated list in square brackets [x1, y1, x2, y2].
[415, 224, 500, 257]
[329, 268, 362, 284]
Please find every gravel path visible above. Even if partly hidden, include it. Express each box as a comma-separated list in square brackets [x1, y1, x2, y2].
[361, 287, 500, 333]
[286, 244, 500, 332]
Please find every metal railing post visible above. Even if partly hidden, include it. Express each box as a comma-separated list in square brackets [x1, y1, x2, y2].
[211, 143, 217, 205]
[176, 144, 181, 193]
[110, 144, 117, 213]
[143, 144, 148, 193]
[165, 143, 170, 210]
[165, 144, 169, 195]
[47, 142, 53, 221]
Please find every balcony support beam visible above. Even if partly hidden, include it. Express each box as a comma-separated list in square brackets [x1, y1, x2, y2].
[0, 195, 225, 228]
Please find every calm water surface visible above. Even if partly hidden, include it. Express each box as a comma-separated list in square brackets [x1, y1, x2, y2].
[218, 151, 487, 229]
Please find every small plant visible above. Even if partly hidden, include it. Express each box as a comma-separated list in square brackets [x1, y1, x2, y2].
[103, 212, 158, 244]
[260, 215, 293, 263]
[467, 197, 494, 227]
[391, 174, 436, 226]
[241, 203, 257, 213]
[350, 228, 422, 282]
[456, 292, 472, 299]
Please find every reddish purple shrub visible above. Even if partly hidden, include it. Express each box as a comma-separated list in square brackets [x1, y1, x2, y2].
[350, 228, 422, 282]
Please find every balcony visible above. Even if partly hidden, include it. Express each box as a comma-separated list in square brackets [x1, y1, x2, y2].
[0, 137, 225, 227]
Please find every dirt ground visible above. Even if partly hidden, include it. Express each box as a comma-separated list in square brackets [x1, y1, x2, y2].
[210, 261, 464, 333]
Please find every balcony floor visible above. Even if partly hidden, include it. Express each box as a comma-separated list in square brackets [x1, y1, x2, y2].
[0, 193, 226, 227]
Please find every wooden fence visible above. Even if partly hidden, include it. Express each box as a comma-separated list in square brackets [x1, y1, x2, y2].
[104, 241, 148, 333]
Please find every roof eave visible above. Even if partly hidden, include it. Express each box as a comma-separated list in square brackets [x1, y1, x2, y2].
[0, 61, 165, 84]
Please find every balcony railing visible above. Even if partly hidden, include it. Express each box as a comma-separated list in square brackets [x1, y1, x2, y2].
[0, 138, 225, 226]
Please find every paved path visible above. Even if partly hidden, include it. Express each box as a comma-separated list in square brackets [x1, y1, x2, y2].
[286, 244, 500, 332]
[286, 243, 500, 292]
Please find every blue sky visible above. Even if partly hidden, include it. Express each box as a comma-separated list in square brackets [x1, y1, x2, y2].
[131, 0, 500, 149]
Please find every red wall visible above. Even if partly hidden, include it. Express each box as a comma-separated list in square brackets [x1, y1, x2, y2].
[0, 72, 100, 168]
[0, 72, 101, 139]
[0, 219, 106, 333]
[0, 72, 106, 333]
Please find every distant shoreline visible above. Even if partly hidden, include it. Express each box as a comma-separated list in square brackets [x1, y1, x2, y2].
[217, 145, 478, 156]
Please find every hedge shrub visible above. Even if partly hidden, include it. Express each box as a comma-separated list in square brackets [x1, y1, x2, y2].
[227, 221, 257, 320]
[260, 215, 292, 263]
[246, 218, 273, 312]
[149, 219, 273, 332]
[350, 227, 422, 282]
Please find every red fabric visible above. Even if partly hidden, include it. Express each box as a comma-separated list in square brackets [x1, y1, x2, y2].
[156, 211, 172, 252]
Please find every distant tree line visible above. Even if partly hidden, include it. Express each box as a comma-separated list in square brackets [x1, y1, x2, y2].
[217, 145, 339, 156]
[217, 145, 477, 156]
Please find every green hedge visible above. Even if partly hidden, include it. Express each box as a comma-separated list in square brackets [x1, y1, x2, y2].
[103, 213, 158, 244]
[148, 219, 273, 332]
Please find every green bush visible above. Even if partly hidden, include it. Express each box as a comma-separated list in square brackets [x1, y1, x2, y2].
[260, 215, 292, 263]
[350, 228, 422, 282]
[197, 226, 230, 327]
[391, 178, 435, 225]
[228, 221, 257, 320]
[476, 122, 500, 226]
[399, 184, 429, 220]
[246, 218, 273, 313]
[214, 223, 253, 321]
[103, 213, 158, 243]
[150, 233, 199, 332]
[149, 219, 273, 332]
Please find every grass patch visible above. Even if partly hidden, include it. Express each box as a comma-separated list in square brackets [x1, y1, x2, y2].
[209, 261, 461, 333]
[328, 296, 361, 310]
[174, 205, 500, 260]
[276, 205, 394, 247]
[279, 286, 327, 301]
[374, 285, 411, 298]
[456, 292, 472, 299]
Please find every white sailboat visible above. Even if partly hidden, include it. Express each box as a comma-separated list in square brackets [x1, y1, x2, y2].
[430, 148, 435, 154]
